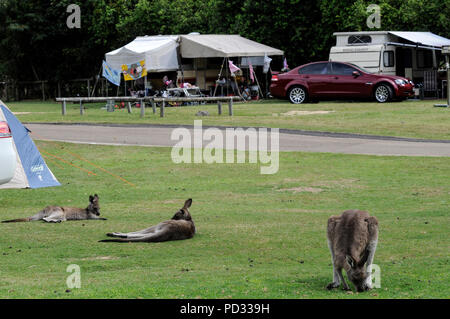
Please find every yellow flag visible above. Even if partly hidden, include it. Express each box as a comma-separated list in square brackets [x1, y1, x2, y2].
[122, 60, 147, 81]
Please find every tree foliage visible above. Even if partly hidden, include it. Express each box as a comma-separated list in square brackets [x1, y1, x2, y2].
[0, 0, 448, 82]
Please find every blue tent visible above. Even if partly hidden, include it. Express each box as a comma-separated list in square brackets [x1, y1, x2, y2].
[0, 102, 60, 189]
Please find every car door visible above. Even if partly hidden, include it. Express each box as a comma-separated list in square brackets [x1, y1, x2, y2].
[329, 62, 372, 97]
[297, 62, 334, 97]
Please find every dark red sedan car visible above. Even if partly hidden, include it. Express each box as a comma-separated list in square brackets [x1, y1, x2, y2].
[270, 61, 414, 103]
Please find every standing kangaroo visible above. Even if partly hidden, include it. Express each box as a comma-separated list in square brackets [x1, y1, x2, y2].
[2, 194, 106, 223]
[326, 210, 378, 292]
[100, 198, 195, 243]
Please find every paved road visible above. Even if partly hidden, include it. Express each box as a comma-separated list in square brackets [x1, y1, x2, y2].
[26, 123, 450, 157]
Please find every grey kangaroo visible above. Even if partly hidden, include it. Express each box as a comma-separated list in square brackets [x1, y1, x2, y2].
[326, 210, 378, 292]
[100, 198, 195, 243]
[2, 194, 106, 223]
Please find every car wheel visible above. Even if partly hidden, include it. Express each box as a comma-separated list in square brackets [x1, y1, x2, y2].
[288, 86, 308, 104]
[374, 84, 393, 103]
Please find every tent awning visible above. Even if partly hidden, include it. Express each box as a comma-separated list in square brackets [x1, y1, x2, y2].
[105, 35, 180, 72]
[388, 31, 450, 48]
[180, 34, 284, 58]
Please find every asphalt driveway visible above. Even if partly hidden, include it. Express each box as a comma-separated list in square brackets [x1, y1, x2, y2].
[26, 123, 450, 157]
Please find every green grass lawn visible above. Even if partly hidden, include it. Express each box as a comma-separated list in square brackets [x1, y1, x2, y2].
[5, 99, 450, 140]
[0, 141, 448, 298]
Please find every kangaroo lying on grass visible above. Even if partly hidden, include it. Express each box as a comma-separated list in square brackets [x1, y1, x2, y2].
[326, 209, 378, 292]
[2, 194, 106, 223]
[100, 198, 195, 243]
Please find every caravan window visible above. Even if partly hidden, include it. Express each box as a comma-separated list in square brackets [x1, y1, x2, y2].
[348, 35, 372, 44]
[417, 50, 433, 68]
[383, 51, 395, 67]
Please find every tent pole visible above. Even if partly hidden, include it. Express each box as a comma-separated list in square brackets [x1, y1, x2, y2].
[233, 76, 245, 101]
[90, 63, 103, 97]
[253, 67, 264, 98]
[226, 58, 229, 96]
[213, 57, 225, 97]
[144, 75, 147, 97]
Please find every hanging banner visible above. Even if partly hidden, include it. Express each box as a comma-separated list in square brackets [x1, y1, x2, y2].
[122, 60, 147, 81]
[249, 61, 255, 83]
[263, 53, 272, 74]
[283, 57, 289, 70]
[102, 60, 121, 86]
[228, 60, 241, 74]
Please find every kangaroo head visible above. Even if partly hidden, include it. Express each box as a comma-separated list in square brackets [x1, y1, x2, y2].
[345, 253, 370, 292]
[87, 194, 100, 216]
[171, 198, 193, 221]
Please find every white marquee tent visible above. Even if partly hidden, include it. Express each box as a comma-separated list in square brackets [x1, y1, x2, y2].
[105, 35, 180, 72]
[105, 34, 284, 72]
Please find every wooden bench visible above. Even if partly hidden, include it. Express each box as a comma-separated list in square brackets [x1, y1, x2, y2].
[55, 96, 242, 118]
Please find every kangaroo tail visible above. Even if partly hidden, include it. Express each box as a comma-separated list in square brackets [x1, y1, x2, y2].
[2, 217, 31, 223]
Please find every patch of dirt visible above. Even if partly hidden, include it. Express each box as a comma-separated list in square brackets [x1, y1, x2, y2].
[274, 110, 335, 116]
[277, 186, 324, 193]
[79, 256, 118, 261]
[312, 178, 366, 189]
[410, 187, 446, 197]
[271, 208, 322, 213]
[13, 112, 48, 115]
[159, 199, 178, 204]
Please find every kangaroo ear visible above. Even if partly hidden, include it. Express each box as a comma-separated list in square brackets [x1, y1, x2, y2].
[359, 249, 369, 266]
[346, 255, 356, 269]
[183, 198, 192, 209]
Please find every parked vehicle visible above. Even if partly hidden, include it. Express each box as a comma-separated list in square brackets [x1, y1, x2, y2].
[270, 61, 414, 104]
[0, 120, 16, 185]
[329, 31, 450, 81]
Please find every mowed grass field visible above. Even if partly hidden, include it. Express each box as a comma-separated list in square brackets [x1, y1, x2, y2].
[0, 141, 448, 298]
[6, 99, 450, 140]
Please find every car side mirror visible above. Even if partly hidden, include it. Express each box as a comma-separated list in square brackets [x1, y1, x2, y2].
[352, 71, 360, 77]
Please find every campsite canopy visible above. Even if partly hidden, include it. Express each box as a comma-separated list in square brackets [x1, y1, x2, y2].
[105, 35, 180, 72]
[388, 31, 450, 49]
[105, 34, 284, 72]
[0, 101, 60, 189]
[180, 34, 284, 58]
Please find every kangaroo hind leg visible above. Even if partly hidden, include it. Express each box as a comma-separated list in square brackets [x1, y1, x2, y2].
[107, 226, 159, 238]
[43, 210, 65, 223]
[326, 239, 341, 290]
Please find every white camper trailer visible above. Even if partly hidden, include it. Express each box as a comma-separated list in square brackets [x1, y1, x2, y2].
[329, 31, 450, 85]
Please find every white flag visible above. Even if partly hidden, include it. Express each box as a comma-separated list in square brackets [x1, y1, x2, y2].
[263, 53, 272, 74]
